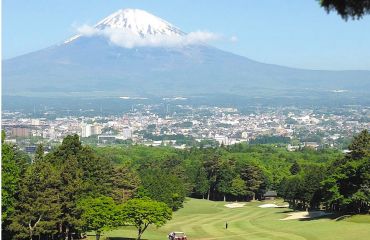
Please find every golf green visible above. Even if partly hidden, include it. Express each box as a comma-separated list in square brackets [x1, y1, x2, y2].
[95, 198, 370, 240]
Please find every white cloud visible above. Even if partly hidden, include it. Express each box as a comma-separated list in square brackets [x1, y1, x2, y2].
[76, 25, 223, 48]
[230, 36, 238, 43]
[77, 24, 99, 36]
[184, 31, 221, 44]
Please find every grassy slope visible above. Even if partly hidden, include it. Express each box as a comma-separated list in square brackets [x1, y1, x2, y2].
[97, 198, 370, 240]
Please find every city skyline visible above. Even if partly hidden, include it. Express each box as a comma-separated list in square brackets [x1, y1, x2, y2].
[3, 101, 368, 150]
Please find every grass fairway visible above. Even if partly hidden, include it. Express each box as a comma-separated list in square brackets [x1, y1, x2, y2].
[96, 198, 370, 240]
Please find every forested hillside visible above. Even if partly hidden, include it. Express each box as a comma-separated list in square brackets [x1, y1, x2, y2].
[1, 130, 369, 240]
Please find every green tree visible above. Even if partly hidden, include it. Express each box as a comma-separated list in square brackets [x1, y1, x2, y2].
[322, 158, 370, 212]
[120, 198, 172, 240]
[239, 163, 264, 200]
[2, 133, 30, 238]
[34, 144, 44, 162]
[46, 134, 114, 238]
[290, 161, 301, 175]
[77, 146, 113, 196]
[1, 142, 19, 223]
[320, 0, 370, 20]
[50, 134, 82, 164]
[111, 166, 141, 203]
[322, 130, 370, 213]
[58, 156, 85, 239]
[216, 158, 236, 201]
[49, 135, 113, 196]
[77, 196, 119, 240]
[1, 130, 6, 143]
[229, 176, 247, 199]
[302, 165, 326, 210]
[347, 129, 370, 160]
[9, 159, 61, 240]
[279, 175, 304, 209]
[193, 167, 209, 199]
[203, 152, 221, 200]
[140, 169, 186, 210]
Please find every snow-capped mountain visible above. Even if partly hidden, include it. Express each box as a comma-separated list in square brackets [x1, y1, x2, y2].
[3, 9, 370, 98]
[95, 9, 184, 36]
[65, 9, 184, 44]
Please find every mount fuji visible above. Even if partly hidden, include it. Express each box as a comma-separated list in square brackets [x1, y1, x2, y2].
[3, 9, 370, 98]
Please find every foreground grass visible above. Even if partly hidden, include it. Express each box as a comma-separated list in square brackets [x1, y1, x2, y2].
[93, 198, 370, 240]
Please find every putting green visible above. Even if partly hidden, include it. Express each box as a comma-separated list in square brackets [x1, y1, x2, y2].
[95, 198, 370, 240]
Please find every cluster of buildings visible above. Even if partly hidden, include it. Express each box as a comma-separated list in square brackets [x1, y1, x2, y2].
[81, 123, 103, 138]
[2, 104, 369, 150]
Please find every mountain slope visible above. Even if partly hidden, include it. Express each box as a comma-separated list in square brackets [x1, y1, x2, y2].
[3, 9, 370, 97]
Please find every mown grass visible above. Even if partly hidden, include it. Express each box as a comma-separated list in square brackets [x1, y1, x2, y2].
[343, 214, 370, 224]
[92, 198, 370, 240]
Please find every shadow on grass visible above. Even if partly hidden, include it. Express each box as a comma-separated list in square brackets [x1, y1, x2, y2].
[275, 210, 295, 214]
[298, 212, 339, 221]
[107, 238, 145, 240]
[86, 234, 145, 240]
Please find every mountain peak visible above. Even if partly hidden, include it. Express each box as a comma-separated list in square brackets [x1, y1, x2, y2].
[96, 8, 184, 37]
[65, 8, 184, 44]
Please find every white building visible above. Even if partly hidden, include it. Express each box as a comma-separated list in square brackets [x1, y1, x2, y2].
[91, 125, 102, 135]
[31, 119, 40, 126]
[121, 127, 132, 140]
[214, 134, 229, 145]
[81, 124, 92, 138]
[81, 123, 102, 138]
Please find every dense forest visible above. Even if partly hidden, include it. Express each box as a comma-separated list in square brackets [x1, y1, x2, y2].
[1, 130, 369, 240]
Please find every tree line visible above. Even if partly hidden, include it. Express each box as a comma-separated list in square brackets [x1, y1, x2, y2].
[2, 130, 369, 239]
[92, 130, 370, 212]
[280, 130, 370, 213]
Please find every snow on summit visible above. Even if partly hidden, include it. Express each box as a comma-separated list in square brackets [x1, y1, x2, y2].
[65, 8, 219, 48]
[95, 9, 184, 37]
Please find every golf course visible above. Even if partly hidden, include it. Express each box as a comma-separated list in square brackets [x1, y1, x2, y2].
[95, 198, 370, 240]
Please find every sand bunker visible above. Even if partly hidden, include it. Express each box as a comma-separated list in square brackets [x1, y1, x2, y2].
[280, 211, 332, 220]
[224, 203, 245, 208]
[259, 204, 279, 208]
[259, 203, 289, 208]
[276, 204, 289, 208]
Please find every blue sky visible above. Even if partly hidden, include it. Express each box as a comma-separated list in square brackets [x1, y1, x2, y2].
[3, 0, 370, 70]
